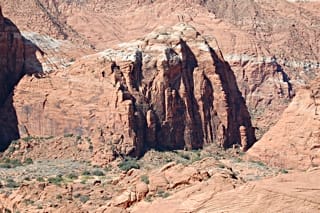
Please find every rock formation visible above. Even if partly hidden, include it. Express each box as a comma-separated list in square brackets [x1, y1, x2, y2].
[130, 168, 320, 213]
[0, 6, 25, 104]
[0, 6, 25, 150]
[247, 78, 320, 170]
[2, 0, 320, 139]
[11, 24, 255, 160]
[0, 6, 43, 150]
[0, 1, 319, 212]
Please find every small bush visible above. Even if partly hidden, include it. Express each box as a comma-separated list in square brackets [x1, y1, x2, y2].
[56, 194, 62, 200]
[280, 169, 288, 174]
[45, 136, 54, 140]
[252, 160, 265, 167]
[141, 175, 150, 184]
[156, 189, 170, 198]
[217, 163, 225, 169]
[0, 163, 12, 168]
[24, 176, 31, 181]
[74, 193, 81, 198]
[76, 135, 82, 142]
[104, 165, 112, 172]
[37, 177, 45, 182]
[11, 159, 22, 166]
[82, 170, 91, 176]
[144, 195, 152, 202]
[67, 173, 78, 180]
[6, 179, 19, 188]
[118, 158, 140, 172]
[179, 152, 190, 160]
[92, 170, 104, 176]
[0, 158, 22, 168]
[8, 146, 16, 154]
[48, 175, 63, 185]
[234, 157, 243, 163]
[85, 137, 92, 143]
[22, 136, 34, 142]
[24, 158, 33, 165]
[23, 199, 35, 205]
[162, 192, 170, 198]
[64, 133, 74, 138]
[79, 195, 90, 204]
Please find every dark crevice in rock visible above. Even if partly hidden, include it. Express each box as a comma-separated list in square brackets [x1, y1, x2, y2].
[179, 39, 204, 150]
[208, 46, 256, 150]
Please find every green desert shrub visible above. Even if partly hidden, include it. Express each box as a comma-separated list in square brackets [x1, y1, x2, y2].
[118, 157, 140, 172]
[6, 179, 19, 188]
[24, 158, 33, 165]
[67, 173, 78, 180]
[79, 195, 90, 203]
[48, 175, 63, 185]
[140, 175, 150, 184]
[92, 170, 104, 176]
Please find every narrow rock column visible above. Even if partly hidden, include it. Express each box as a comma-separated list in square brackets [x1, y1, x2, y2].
[240, 126, 248, 151]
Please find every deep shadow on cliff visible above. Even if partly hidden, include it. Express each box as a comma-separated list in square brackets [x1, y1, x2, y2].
[208, 46, 256, 150]
[130, 35, 256, 156]
[0, 7, 43, 151]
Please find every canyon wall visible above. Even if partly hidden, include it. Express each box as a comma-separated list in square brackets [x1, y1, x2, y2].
[12, 24, 255, 161]
[0, 6, 43, 150]
[0, 6, 25, 150]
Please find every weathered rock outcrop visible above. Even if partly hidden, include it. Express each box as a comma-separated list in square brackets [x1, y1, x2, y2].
[247, 78, 320, 170]
[0, 6, 25, 150]
[0, 6, 43, 150]
[12, 24, 255, 160]
[2, 0, 320, 140]
[0, 6, 25, 104]
[131, 169, 320, 213]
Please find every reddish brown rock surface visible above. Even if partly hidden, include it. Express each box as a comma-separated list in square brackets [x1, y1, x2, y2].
[0, 6, 44, 150]
[247, 78, 320, 170]
[2, 0, 320, 137]
[0, 1, 319, 212]
[131, 168, 320, 213]
[0, 6, 25, 150]
[12, 24, 255, 160]
[0, 6, 25, 104]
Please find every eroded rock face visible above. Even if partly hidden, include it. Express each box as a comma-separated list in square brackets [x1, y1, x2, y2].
[0, 6, 24, 104]
[247, 78, 320, 170]
[0, 6, 43, 150]
[3, 0, 320, 140]
[13, 24, 255, 160]
[0, 6, 25, 150]
[112, 24, 256, 154]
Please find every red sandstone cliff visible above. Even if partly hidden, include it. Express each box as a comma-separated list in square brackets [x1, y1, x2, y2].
[2, 0, 320, 139]
[0, 6, 44, 150]
[0, 6, 25, 150]
[12, 24, 255, 161]
[0, 6, 25, 104]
